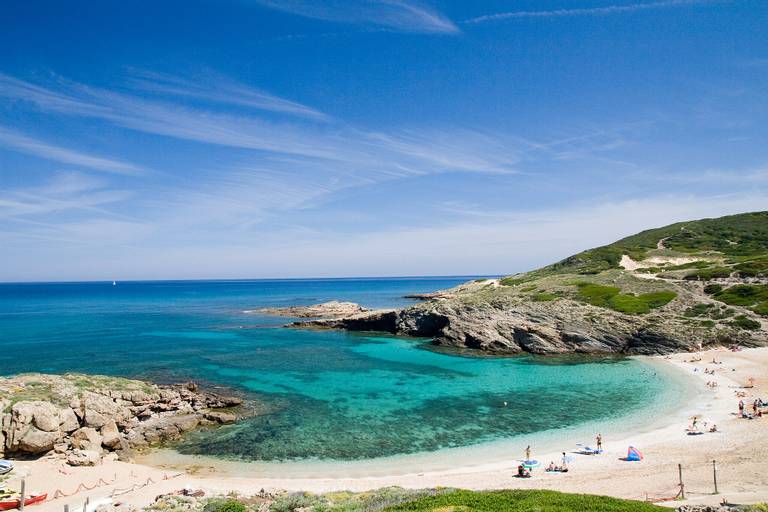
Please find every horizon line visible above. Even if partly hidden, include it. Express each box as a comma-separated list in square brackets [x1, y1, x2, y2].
[0, 274, 504, 286]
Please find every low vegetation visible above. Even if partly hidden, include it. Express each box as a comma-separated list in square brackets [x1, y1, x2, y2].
[712, 285, 768, 317]
[729, 315, 762, 331]
[683, 303, 735, 320]
[704, 284, 723, 295]
[684, 267, 733, 280]
[203, 500, 247, 512]
[731, 255, 768, 278]
[575, 283, 676, 314]
[714, 284, 768, 306]
[151, 489, 667, 512]
[384, 489, 664, 512]
[530, 292, 559, 302]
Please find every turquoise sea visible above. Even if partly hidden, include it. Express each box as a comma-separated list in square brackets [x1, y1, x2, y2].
[0, 278, 684, 463]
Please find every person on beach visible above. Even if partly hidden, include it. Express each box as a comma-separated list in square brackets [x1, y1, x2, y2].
[561, 452, 568, 469]
[739, 400, 745, 416]
[525, 445, 531, 461]
[596, 433, 602, 451]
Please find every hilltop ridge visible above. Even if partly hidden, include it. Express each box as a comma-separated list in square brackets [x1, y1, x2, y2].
[294, 211, 768, 354]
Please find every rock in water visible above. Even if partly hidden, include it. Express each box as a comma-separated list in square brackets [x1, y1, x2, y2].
[252, 301, 370, 318]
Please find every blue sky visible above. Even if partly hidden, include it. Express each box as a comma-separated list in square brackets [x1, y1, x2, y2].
[1, 0, 766, 281]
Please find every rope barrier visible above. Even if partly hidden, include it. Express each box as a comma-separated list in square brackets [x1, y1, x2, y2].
[51, 472, 181, 500]
[644, 485, 684, 503]
[52, 475, 118, 499]
[110, 478, 156, 497]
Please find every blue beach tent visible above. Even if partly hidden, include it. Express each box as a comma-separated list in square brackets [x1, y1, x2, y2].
[625, 446, 644, 461]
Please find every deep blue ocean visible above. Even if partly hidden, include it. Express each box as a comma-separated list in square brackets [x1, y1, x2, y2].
[0, 277, 678, 462]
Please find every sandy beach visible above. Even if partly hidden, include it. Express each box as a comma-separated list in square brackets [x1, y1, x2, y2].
[9, 347, 768, 511]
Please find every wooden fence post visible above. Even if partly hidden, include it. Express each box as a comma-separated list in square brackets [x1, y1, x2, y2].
[19, 479, 25, 512]
[678, 463, 685, 500]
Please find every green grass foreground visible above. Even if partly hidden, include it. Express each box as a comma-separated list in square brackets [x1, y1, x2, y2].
[384, 489, 664, 512]
[160, 488, 768, 512]
[198, 489, 666, 512]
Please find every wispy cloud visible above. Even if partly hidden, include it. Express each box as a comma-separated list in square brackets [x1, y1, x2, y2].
[0, 71, 543, 252]
[0, 172, 132, 220]
[253, 0, 460, 34]
[0, 73, 524, 176]
[654, 166, 768, 185]
[366, 129, 520, 174]
[0, 73, 108, 116]
[126, 69, 330, 121]
[0, 126, 144, 175]
[464, 0, 722, 25]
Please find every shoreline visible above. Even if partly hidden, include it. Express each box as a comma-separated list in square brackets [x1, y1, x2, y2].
[7, 346, 768, 510]
[131, 353, 701, 479]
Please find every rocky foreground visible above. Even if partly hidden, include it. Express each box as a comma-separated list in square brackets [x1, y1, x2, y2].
[0, 373, 243, 466]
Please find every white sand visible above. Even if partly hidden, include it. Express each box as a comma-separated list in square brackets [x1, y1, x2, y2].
[10, 347, 768, 511]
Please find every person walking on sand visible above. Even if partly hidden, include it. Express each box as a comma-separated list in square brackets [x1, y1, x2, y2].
[525, 445, 531, 461]
[596, 433, 602, 451]
[739, 400, 745, 416]
[561, 452, 568, 469]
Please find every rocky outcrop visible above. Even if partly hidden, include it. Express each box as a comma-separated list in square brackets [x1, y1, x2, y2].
[0, 374, 245, 465]
[290, 212, 768, 355]
[295, 308, 399, 333]
[251, 301, 369, 318]
[403, 291, 454, 300]
[292, 298, 760, 355]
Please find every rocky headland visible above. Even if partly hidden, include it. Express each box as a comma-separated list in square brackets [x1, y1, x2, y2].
[0, 373, 244, 466]
[292, 212, 768, 355]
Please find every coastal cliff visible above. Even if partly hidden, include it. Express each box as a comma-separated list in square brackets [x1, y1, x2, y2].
[293, 211, 768, 355]
[0, 373, 244, 465]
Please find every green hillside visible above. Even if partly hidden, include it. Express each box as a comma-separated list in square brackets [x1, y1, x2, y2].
[547, 211, 768, 276]
[299, 212, 768, 354]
